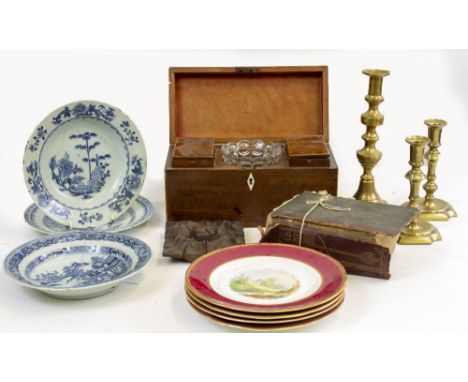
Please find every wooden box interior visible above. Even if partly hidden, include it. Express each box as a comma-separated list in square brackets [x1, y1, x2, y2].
[165, 66, 337, 226]
[169, 66, 329, 144]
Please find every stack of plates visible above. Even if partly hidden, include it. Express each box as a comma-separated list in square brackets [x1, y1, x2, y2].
[7, 100, 153, 300]
[185, 243, 346, 331]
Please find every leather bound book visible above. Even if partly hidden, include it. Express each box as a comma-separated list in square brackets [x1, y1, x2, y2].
[263, 191, 418, 279]
[261, 224, 392, 279]
[266, 191, 417, 253]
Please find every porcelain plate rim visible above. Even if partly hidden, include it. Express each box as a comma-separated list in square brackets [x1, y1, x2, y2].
[24, 195, 154, 234]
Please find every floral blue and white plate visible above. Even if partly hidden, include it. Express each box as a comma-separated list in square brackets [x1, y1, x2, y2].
[24, 195, 154, 234]
[23, 100, 147, 228]
[4, 231, 152, 299]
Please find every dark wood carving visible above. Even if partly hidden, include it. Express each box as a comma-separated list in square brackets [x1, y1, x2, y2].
[163, 220, 245, 262]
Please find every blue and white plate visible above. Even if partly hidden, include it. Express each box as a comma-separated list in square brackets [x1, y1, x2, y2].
[4, 231, 152, 299]
[24, 195, 154, 234]
[23, 100, 147, 228]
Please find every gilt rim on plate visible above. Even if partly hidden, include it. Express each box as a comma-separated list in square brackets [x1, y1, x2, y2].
[186, 290, 345, 324]
[185, 286, 344, 320]
[185, 243, 346, 313]
[189, 295, 344, 332]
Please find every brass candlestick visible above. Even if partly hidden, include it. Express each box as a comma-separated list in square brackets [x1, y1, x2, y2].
[354, 69, 390, 203]
[417, 119, 457, 221]
[398, 135, 441, 245]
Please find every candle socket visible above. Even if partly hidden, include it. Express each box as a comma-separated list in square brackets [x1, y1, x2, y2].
[399, 135, 441, 245]
[353, 69, 390, 203]
[416, 119, 457, 221]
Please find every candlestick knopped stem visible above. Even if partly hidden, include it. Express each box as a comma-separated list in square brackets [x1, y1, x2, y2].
[353, 68, 389, 203]
[398, 134, 441, 244]
[417, 118, 457, 221]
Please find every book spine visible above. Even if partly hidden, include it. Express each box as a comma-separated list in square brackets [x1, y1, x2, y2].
[261, 224, 391, 280]
[267, 215, 397, 252]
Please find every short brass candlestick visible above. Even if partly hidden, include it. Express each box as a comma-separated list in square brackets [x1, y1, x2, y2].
[417, 119, 457, 221]
[398, 135, 441, 245]
[354, 69, 390, 203]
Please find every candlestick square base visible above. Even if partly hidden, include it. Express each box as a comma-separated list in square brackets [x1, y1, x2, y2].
[416, 198, 457, 221]
[398, 220, 441, 245]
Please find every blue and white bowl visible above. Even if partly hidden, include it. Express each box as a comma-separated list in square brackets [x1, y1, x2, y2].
[4, 231, 151, 299]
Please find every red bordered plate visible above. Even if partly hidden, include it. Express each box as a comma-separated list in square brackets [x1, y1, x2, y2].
[187, 291, 345, 324]
[185, 286, 344, 320]
[185, 243, 346, 313]
[188, 294, 345, 332]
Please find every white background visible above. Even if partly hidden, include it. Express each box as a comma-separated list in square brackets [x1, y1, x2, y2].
[0, 50, 466, 333]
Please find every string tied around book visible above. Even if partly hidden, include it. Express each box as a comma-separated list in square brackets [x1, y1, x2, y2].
[298, 194, 351, 246]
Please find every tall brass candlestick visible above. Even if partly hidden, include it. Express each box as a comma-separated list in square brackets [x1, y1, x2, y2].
[354, 69, 390, 203]
[417, 119, 457, 221]
[398, 135, 441, 245]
